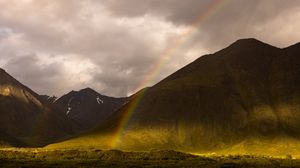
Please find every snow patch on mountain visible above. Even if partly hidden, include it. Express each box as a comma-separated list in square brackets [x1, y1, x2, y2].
[66, 107, 72, 115]
[53, 97, 59, 103]
[96, 97, 104, 104]
[66, 97, 74, 115]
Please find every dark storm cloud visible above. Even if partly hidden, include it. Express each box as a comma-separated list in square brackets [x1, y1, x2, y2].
[0, 0, 172, 97]
[103, 0, 219, 24]
[3, 55, 64, 95]
[104, 0, 298, 25]
[0, 0, 300, 97]
[104, 0, 300, 49]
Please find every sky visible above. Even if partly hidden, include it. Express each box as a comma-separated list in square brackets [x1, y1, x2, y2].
[0, 0, 300, 97]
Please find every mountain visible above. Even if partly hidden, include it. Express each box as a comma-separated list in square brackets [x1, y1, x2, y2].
[40, 95, 58, 104]
[0, 68, 81, 147]
[48, 38, 300, 155]
[54, 88, 128, 130]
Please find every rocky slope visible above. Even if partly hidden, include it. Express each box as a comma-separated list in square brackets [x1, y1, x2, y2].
[48, 38, 300, 155]
[0, 69, 81, 147]
[54, 88, 128, 130]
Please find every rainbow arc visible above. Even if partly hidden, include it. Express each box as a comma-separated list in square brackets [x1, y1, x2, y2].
[109, 0, 230, 148]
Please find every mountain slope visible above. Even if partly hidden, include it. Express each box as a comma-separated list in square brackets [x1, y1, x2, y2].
[39, 95, 58, 104]
[0, 68, 81, 147]
[54, 88, 128, 130]
[48, 38, 300, 155]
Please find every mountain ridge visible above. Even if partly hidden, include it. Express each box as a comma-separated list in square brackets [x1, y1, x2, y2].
[0, 68, 82, 147]
[47, 38, 300, 155]
[54, 87, 129, 130]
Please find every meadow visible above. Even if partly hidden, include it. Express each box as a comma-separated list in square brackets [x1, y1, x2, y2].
[0, 148, 299, 168]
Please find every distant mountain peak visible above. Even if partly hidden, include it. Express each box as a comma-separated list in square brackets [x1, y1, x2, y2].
[0, 68, 10, 79]
[284, 41, 300, 52]
[234, 38, 261, 43]
[228, 38, 277, 50]
[81, 87, 96, 92]
[54, 87, 128, 129]
[0, 68, 5, 73]
[79, 87, 100, 95]
[0, 68, 43, 107]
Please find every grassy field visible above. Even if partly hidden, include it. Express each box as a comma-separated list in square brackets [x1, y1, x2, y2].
[0, 148, 299, 168]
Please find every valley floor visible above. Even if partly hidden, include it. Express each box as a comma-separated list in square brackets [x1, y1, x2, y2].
[0, 148, 299, 168]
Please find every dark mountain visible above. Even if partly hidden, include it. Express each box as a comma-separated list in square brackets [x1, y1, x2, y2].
[49, 38, 300, 155]
[54, 88, 128, 130]
[39, 95, 58, 104]
[0, 68, 81, 147]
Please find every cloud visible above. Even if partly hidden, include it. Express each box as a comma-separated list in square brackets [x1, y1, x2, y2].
[0, 0, 300, 97]
[104, 0, 300, 48]
[0, 0, 189, 97]
[3, 54, 64, 95]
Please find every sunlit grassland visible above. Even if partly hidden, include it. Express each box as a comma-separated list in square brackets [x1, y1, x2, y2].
[46, 126, 300, 159]
[8, 124, 300, 167]
[0, 148, 300, 168]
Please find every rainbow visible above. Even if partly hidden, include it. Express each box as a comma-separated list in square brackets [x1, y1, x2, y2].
[109, 0, 230, 148]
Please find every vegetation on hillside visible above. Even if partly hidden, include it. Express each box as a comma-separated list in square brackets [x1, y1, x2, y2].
[0, 149, 299, 168]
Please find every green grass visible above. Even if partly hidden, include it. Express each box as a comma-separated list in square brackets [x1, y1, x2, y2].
[0, 148, 299, 168]
[46, 124, 300, 158]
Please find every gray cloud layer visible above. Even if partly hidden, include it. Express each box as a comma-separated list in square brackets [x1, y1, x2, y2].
[0, 0, 300, 97]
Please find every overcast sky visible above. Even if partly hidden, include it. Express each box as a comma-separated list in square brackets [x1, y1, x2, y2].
[0, 0, 300, 97]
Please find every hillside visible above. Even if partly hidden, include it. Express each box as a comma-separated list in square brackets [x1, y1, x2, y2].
[0, 68, 81, 147]
[2, 149, 298, 168]
[54, 88, 128, 130]
[47, 38, 300, 155]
